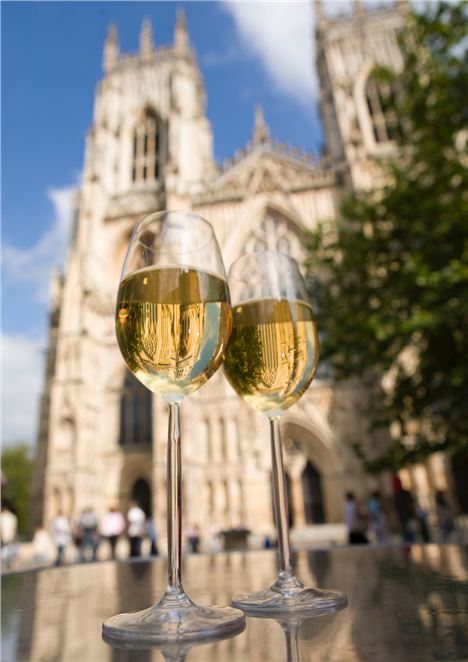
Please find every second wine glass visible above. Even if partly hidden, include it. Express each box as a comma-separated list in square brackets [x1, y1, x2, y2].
[224, 251, 347, 615]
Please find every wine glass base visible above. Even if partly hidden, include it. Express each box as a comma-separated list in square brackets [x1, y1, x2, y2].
[232, 585, 348, 616]
[102, 600, 245, 644]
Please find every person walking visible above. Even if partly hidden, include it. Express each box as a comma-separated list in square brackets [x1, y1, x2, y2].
[127, 502, 146, 558]
[79, 508, 99, 562]
[32, 527, 52, 566]
[344, 492, 368, 544]
[392, 476, 417, 543]
[367, 491, 389, 543]
[0, 504, 19, 569]
[146, 516, 159, 557]
[186, 524, 201, 553]
[52, 511, 71, 566]
[435, 491, 456, 542]
[100, 506, 126, 560]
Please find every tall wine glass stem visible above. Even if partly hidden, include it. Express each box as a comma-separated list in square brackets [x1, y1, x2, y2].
[162, 401, 189, 605]
[269, 417, 302, 591]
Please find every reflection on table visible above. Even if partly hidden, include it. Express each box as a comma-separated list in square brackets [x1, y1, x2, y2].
[2, 545, 468, 661]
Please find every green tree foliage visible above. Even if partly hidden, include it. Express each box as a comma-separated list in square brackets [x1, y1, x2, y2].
[1, 444, 33, 536]
[306, 2, 468, 471]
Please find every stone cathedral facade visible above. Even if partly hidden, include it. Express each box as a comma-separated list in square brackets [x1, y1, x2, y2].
[32, 2, 461, 538]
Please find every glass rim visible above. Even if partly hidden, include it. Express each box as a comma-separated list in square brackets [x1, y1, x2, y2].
[132, 209, 217, 256]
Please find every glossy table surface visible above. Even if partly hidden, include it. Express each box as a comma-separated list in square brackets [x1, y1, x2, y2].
[2, 544, 468, 661]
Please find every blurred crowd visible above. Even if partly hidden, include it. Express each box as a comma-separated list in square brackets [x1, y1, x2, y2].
[0, 500, 206, 571]
[1, 479, 464, 572]
[343, 476, 459, 545]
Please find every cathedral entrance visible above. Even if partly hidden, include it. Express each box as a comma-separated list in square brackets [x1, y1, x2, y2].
[301, 461, 325, 524]
[131, 478, 152, 517]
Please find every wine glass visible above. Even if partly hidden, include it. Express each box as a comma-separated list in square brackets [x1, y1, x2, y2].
[224, 251, 347, 614]
[103, 210, 245, 642]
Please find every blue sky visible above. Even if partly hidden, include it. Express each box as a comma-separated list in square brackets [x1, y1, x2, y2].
[1, 0, 386, 445]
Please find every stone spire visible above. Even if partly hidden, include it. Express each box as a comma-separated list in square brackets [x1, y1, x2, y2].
[353, 0, 365, 18]
[252, 105, 270, 146]
[397, 0, 410, 16]
[174, 8, 189, 53]
[313, 0, 326, 25]
[103, 24, 119, 73]
[140, 18, 153, 57]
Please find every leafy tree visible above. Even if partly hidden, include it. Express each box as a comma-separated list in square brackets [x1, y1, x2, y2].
[306, 2, 468, 472]
[2, 443, 33, 536]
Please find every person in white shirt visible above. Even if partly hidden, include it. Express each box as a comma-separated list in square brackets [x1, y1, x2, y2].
[1, 505, 18, 569]
[127, 502, 146, 558]
[52, 511, 71, 565]
[344, 492, 368, 545]
[100, 506, 126, 559]
[32, 527, 53, 566]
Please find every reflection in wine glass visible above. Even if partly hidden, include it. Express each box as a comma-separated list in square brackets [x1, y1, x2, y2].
[103, 616, 246, 662]
[103, 211, 244, 642]
[246, 608, 346, 662]
[224, 251, 347, 614]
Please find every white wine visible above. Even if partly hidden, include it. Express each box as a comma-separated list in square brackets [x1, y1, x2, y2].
[116, 266, 232, 401]
[224, 298, 319, 416]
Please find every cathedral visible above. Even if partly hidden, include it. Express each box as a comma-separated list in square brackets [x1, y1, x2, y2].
[32, 1, 461, 539]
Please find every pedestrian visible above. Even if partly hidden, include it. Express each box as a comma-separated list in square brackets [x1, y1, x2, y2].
[435, 491, 456, 542]
[71, 516, 83, 561]
[344, 492, 368, 544]
[392, 475, 417, 543]
[367, 491, 389, 543]
[127, 501, 146, 558]
[79, 507, 99, 561]
[186, 524, 201, 553]
[32, 527, 52, 566]
[146, 516, 159, 556]
[0, 504, 19, 569]
[416, 503, 431, 542]
[52, 511, 71, 566]
[100, 506, 126, 560]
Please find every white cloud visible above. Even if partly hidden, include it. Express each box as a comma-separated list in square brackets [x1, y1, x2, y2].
[1, 334, 44, 445]
[2, 186, 76, 303]
[2, 184, 76, 446]
[222, 1, 317, 107]
[221, 1, 402, 108]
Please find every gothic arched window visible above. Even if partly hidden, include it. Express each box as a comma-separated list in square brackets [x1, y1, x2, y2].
[119, 371, 152, 447]
[131, 109, 160, 184]
[365, 77, 401, 144]
[244, 211, 303, 261]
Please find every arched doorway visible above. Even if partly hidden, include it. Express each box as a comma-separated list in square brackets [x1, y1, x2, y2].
[301, 461, 325, 524]
[131, 478, 152, 517]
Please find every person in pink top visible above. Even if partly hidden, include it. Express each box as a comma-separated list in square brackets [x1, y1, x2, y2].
[100, 506, 126, 559]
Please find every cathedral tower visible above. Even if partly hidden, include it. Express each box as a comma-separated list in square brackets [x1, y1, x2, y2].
[315, 0, 406, 189]
[33, 14, 217, 527]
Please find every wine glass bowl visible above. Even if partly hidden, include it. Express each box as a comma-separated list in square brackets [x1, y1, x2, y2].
[103, 211, 244, 642]
[224, 253, 319, 416]
[115, 211, 232, 402]
[224, 251, 347, 615]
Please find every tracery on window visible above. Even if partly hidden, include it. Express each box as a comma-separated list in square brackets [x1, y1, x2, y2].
[119, 371, 152, 447]
[131, 108, 161, 184]
[244, 212, 303, 261]
[365, 76, 402, 144]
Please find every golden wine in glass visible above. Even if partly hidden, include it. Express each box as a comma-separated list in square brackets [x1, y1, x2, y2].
[224, 251, 347, 615]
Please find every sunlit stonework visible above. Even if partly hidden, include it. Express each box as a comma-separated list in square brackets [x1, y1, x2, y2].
[32, 2, 457, 539]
